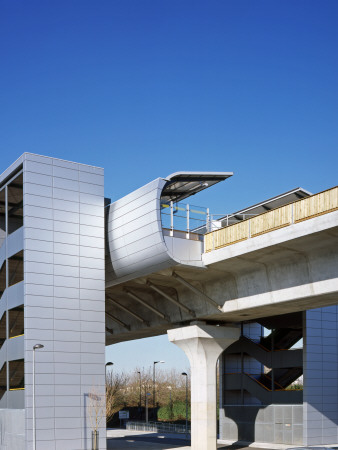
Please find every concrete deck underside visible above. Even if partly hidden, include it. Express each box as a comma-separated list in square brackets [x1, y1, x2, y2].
[106, 211, 338, 343]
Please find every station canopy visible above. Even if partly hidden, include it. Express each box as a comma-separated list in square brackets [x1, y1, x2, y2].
[161, 172, 233, 204]
[219, 187, 312, 226]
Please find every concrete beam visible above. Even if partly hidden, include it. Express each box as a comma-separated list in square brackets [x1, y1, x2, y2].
[107, 295, 150, 326]
[105, 311, 130, 331]
[172, 272, 221, 310]
[147, 280, 196, 317]
[168, 324, 240, 450]
[124, 288, 169, 321]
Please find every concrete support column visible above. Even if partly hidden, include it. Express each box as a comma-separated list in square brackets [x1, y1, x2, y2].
[168, 324, 240, 450]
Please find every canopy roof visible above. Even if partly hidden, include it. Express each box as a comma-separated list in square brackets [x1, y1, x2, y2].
[219, 187, 312, 226]
[161, 171, 233, 204]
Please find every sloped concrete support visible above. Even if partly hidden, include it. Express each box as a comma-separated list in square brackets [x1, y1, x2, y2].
[168, 324, 240, 450]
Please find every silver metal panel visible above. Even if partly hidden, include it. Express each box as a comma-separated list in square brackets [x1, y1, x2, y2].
[24, 171, 53, 187]
[79, 224, 103, 238]
[80, 213, 104, 227]
[78, 171, 103, 186]
[53, 209, 79, 224]
[21, 154, 106, 450]
[24, 194, 52, 209]
[79, 181, 104, 196]
[25, 228, 53, 242]
[165, 235, 203, 264]
[106, 179, 172, 285]
[52, 165, 79, 180]
[52, 187, 80, 202]
[25, 216, 53, 231]
[79, 256, 104, 270]
[25, 182, 53, 197]
[79, 192, 104, 206]
[25, 160, 53, 176]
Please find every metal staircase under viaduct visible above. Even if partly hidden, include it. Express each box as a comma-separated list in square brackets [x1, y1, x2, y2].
[223, 312, 303, 405]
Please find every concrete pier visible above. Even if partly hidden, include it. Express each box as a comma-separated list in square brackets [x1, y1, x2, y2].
[168, 324, 240, 450]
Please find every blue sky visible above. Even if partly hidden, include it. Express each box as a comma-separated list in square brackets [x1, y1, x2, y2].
[1, 0, 337, 372]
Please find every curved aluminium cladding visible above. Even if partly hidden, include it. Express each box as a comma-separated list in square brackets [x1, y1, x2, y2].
[106, 171, 233, 287]
[106, 177, 174, 287]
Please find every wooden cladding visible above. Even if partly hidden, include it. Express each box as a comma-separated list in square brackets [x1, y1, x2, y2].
[294, 186, 338, 223]
[205, 186, 338, 252]
[250, 204, 292, 237]
[205, 220, 249, 250]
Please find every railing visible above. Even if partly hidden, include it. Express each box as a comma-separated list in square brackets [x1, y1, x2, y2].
[126, 420, 190, 434]
[205, 186, 338, 253]
[161, 201, 209, 236]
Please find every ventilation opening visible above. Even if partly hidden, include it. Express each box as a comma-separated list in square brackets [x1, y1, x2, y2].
[0, 313, 6, 349]
[0, 363, 6, 399]
[8, 173, 23, 235]
[0, 261, 6, 299]
[0, 188, 5, 248]
[9, 305, 24, 339]
[9, 359, 24, 390]
[8, 251, 23, 288]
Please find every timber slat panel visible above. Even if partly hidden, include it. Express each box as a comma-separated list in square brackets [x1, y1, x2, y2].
[204, 186, 338, 253]
[294, 186, 338, 223]
[205, 220, 249, 252]
[250, 204, 292, 237]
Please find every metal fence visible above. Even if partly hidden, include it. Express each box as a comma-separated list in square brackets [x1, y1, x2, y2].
[126, 421, 190, 434]
[161, 201, 208, 235]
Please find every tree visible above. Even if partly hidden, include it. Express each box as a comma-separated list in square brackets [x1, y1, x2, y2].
[106, 370, 129, 422]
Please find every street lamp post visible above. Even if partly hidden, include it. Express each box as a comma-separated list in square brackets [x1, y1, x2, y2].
[153, 361, 164, 419]
[105, 361, 113, 380]
[137, 371, 141, 408]
[182, 372, 188, 434]
[105, 361, 113, 370]
[33, 344, 44, 450]
[145, 392, 151, 424]
[168, 386, 172, 421]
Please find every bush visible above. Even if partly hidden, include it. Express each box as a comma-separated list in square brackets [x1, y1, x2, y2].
[157, 401, 190, 422]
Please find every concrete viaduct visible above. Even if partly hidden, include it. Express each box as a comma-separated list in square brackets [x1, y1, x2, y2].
[105, 172, 338, 449]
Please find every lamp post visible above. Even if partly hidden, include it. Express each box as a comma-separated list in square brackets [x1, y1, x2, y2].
[33, 344, 44, 450]
[137, 371, 141, 408]
[145, 392, 151, 424]
[167, 386, 172, 421]
[105, 362, 113, 378]
[105, 361, 113, 370]
[182, 372, 188, 434]
[153, 361, 164, 419]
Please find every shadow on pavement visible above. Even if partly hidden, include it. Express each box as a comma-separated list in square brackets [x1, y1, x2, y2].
[107, 431, 191, 449]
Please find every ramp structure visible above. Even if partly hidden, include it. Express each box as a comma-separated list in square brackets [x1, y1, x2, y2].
[0, 153, 337, 449]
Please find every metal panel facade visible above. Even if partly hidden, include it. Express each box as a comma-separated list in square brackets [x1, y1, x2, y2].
[22, 154, 106, 450]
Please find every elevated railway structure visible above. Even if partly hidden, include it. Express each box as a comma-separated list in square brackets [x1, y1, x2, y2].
[0, 153, 337, 450]
[105, 175, 338, 449]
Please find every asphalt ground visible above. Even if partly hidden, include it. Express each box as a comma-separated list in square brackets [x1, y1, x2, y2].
[107, 429, 273, 450]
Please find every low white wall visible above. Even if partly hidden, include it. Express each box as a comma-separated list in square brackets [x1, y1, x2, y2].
[0, 409, 25, 450]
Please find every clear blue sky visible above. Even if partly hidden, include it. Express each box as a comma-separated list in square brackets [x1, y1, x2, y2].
[1, 0, 337, 372]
